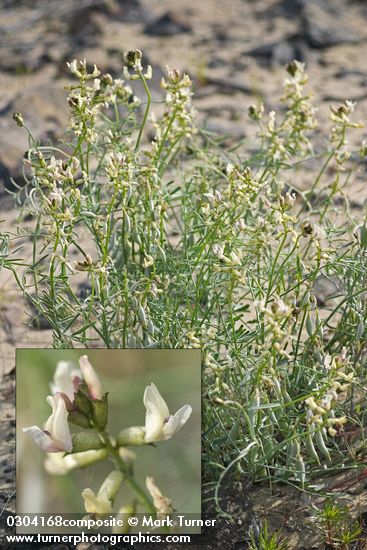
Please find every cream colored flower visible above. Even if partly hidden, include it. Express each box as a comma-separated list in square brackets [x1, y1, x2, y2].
[23, 394, 72, 453]
[82, 470, 123, 515]
[143, 383, 192, 443]
[82, 488, 113, 515]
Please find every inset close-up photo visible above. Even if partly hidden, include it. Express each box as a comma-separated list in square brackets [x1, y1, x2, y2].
[16, 349, 201, 534]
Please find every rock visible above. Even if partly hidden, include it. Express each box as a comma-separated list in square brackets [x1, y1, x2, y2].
[272, 0, 306, 17]
[144, 11, 192, 37]
[246, 38, 307, 66]
[0, 42, 48, 74]
[66, 9, 104, 47]
[301, 0, 363, 49]
[313, 275, 339, 307]
[77, 281, 92, 300]
[0, 1, 109, 74]
[271, 40, 305, 66]
[112, 0, 154, 23]
[334, 68, 366, 79]
[274, 0, 364, 49]
[0, 77, 68, 191]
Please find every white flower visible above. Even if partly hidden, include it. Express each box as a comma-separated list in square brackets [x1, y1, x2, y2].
[79, 355, 104, 400]
[143, 254, 154, 268]
[50, 361, 82, 401]
[82, 470, 123, 515]
[23, 394, 72, 453]
[143, 383, 192, 443]
[67, 59, 78, 75]
[212, 244, 225, 260]
[268, 110, 276, 132]
[93, 78, 101, 91]
[47, 189, 63, 208]
[82, 488, 113, 515]
[228, 251, 241, 265]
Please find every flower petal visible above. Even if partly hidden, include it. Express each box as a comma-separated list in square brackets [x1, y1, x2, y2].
[45, 394, 72, 452]
[144, 408, 164, 443]
[79, 355, 104, 400]
[50, 361, 81, 400]
[143, 383, 170, 418]
[23, 426, 62, 453]
[162, 404, 192, 440]
[143, 383, 169, 442]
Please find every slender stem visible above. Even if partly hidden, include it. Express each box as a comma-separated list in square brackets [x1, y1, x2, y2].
[154, 108, 178, 166]
[135, 74, 151, 153]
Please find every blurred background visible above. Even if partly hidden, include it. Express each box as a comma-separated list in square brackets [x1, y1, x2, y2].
[16, 349, 201, 524]
[1, 0, 367, 197]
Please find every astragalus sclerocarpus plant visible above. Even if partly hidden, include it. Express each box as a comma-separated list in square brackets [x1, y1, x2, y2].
[23, 356, 191, 524]
[10, 54, 367, 497]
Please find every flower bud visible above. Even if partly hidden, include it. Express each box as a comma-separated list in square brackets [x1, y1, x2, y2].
[286, 60, 301, 77]
[123, 49, 142, 69]
[99, 470, 123, 502]
[45, 448, 107, 475]
[69, 448, 108, 468]
[50, 361, 82, 402]
[113, 504, 136, 534]
[12, 112, 24, 127]
[82, 488, 112, 515]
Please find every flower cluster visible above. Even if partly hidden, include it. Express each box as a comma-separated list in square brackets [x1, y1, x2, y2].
[24, 358, 191, 452]
[305, 349, 354, 437]
[23, 356, 106, 453]
[67, 58, 140, 143]
[330, 100, 362, 144]
[123, 49, 152, 80]
[256, 297, 294, 360]
[150, 65, 196, 162]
